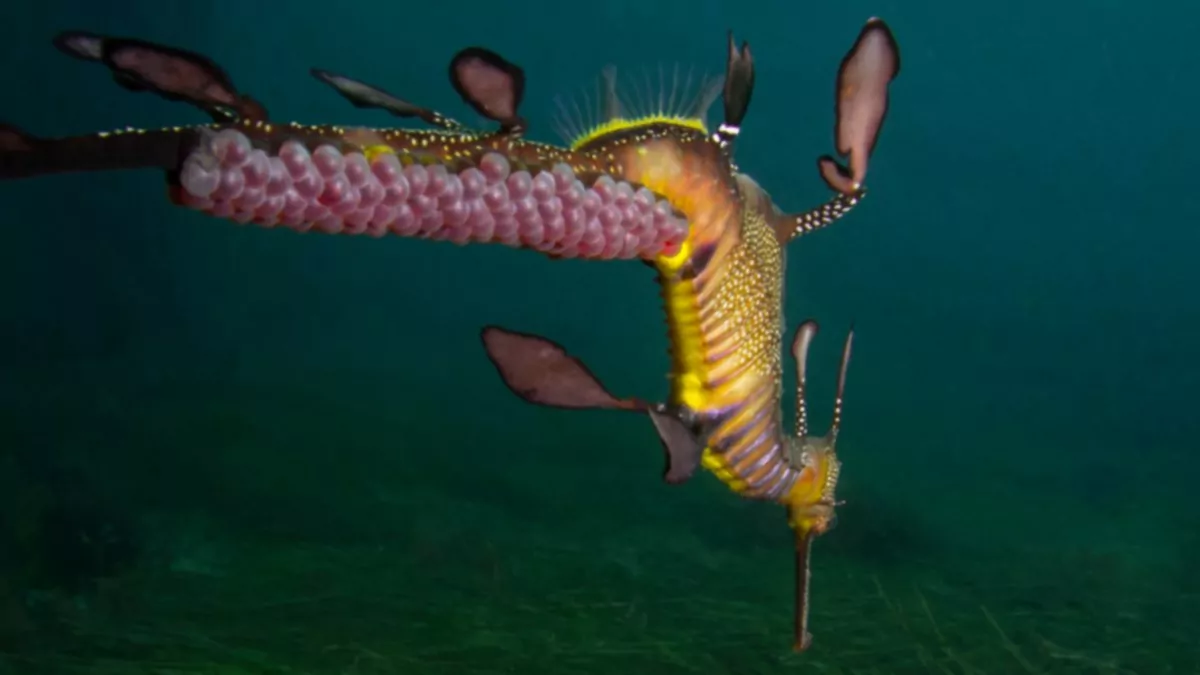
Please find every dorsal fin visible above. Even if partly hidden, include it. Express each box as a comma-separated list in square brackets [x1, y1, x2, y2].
[598, 64, 717, 124]
[601, 65, 624, 120]
[557, 64, 722, 151]
[687, 68, 725, 120]
[310, 68, 463, 130]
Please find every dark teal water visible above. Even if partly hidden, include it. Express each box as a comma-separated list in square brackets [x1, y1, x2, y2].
[1, 1, 1196, 673]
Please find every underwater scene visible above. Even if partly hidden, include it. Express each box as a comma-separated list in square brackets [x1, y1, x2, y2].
[1, 0, 1196, 673]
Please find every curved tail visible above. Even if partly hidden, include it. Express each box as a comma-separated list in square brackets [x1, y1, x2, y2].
[0, 123, 191, 180]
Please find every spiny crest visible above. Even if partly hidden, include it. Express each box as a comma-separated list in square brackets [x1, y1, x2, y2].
[551, 63, 724, 150]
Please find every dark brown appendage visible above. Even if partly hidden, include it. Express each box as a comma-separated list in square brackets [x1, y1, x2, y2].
[52, 31, 268, 123]
[0, 124, 35, 152]
[648, 410, 703, 484]
[310, 68, 461, 130]
[833, 18, 900, 190]
[0, 125, 193, 179]
[448, 47, 526, 133]
[52, 31, 103, 61]
[101, 38, 263, 121]
[816, 155, 857, 197]
[723, 32, 755, 132]
[479, 326, 638, 411]
[479, 326, 703, 486]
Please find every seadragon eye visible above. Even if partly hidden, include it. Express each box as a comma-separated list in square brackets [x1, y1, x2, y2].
[816, 511, 839, 534]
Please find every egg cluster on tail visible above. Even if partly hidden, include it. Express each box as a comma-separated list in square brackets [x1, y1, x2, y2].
[176, 128, 688, 260]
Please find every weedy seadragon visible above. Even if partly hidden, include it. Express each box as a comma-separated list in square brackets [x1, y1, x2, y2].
[0, 19, 900, 651]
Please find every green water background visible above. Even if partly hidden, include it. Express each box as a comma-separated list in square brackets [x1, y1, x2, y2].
[0, 1, 1196, 672]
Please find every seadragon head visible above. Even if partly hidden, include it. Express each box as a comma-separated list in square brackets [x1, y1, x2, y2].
[781, 319, 855, 652]
[785, 320, 854, 537]
[552, 20, 898, 201]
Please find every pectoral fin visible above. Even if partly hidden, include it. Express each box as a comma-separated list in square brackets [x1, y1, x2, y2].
[648, 408, 704, 484]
